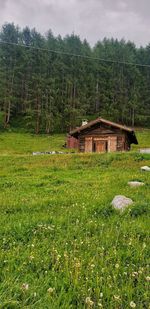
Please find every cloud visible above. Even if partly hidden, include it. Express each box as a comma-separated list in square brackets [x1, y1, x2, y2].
[0, 0, 8, 10]
[0, 0, 150, 46]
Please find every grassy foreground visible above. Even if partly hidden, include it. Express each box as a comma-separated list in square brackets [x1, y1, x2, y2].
[0, 130, 150, 308]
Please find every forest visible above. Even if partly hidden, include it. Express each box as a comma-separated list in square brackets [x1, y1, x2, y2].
[0, 23, 150, 134]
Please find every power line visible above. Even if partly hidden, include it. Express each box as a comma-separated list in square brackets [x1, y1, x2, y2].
[0, 40, 150, 68]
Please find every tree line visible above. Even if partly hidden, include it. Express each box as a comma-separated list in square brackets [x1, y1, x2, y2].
[0, 23, 150, 133]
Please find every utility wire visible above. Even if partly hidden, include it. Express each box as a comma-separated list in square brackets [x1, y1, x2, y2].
[0, 40, 150, 68]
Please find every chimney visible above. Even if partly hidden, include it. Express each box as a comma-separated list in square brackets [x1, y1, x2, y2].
[82, 119, 88, 126]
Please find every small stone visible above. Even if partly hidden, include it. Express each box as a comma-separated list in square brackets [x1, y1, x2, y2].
[111, 195, 133, 211]
[140, 148, 150, 154]
[141, 166, 150, 171]
[128, 181, 144, 187]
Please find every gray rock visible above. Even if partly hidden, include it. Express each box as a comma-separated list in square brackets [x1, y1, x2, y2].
[33, 152, 45, 156]
[140, 148, 150, 154]
[141, 166, 150, 172]
[111, 195, 133, 211]
[128, 181, 145, 187]
[32, 151, 75, 156]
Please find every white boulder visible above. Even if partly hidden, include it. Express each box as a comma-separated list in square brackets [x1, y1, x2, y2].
[111, 195, 133, 211]
[141, 166, 150, 172]
[128, 181, 144, 187]
[140, 149, 150, 154]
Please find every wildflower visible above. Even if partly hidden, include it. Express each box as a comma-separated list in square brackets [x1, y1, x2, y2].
[115, 263, 119, 269]
[47, 287, 55, 294]
[130, 301, 136, 308]
[85, 297, 94, 307]
[132, 272, 138, 277]
[56, 254, 61, 261]
[114, 295, 120, 301]
[146, 276, 150, 281]
[75, 261, 81, 268]
[138, 267, 144, 274]
[129, 239, 132, 245]
[33, 292, 36, 297]
[22, 283, 29, 290]
[138, 270, 142, 274]
[64, 252, 68, 258]
[100, 292, 103, 298]
[98, 302, 103, 307]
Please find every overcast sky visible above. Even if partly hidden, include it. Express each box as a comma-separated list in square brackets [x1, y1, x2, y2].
[0, 0, 150, 47]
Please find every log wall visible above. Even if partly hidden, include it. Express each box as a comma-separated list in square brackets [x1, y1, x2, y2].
[68, 123, 131, 152]
[78, 123, 130, 152]
[67, 136, 79, 149]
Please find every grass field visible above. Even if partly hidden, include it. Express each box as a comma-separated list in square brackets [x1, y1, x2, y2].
[0, 130, 150, 308]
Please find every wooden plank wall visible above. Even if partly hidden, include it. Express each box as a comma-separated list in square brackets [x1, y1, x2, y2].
[67, 136, 79, 149]
[78, 123, 130, 152]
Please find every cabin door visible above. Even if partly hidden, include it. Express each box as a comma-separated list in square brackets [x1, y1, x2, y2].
[85, 137, 93, 152]
[94, 140, 108, 153]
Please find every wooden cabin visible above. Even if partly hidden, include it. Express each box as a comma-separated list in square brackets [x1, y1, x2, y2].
[67, 117, 138, 153]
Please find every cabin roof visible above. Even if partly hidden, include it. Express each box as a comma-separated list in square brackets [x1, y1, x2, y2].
[69, 117, 138, 144]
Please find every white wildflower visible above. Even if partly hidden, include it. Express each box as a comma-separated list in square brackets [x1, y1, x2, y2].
[47, 287, 55, 294]
[90, 264, 95, 268]
[22, 283, 29, 290]
[114, 295, 120, 301]
[132, 272, 138, 277]
[85, 297, 94, 307]
[130, 301, 136, 308]
[143, 243, 146, 249]
[114, 295, 120, 300]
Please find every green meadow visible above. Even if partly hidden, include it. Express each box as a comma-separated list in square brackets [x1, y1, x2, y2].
[0, 130, 150, 308]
